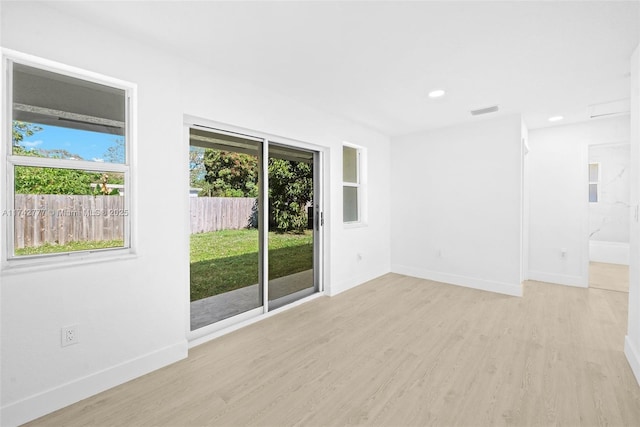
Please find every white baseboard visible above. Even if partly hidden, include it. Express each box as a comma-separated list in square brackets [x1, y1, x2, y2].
[391, 265, 522, 297]
[527, 270, 588, 288]
[589, 240, 630, 265]
[1, 341, 188, 427]
[625, 335, 640, 387]
[328, 268, 391, 297]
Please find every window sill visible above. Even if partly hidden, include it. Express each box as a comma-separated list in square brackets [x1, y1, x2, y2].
[1, 249, 137, 275]
[343, 221, 368, 229]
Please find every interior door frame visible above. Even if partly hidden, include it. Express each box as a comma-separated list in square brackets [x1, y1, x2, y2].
[184, 115, 326, 346]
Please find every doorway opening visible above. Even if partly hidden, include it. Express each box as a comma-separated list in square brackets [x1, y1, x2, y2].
[587, 142, 630, 293]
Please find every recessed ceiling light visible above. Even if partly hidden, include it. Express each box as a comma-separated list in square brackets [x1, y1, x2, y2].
[428, 89, 446, 98]
[548, 115, 564, 122]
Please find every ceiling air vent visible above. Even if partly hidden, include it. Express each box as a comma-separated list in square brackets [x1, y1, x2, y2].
[470, 105, 499, 116]
[588, 99, 630, 119]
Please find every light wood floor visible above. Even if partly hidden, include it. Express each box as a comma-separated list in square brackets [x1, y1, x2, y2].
[28, 274, 640, 426]
[590, 261, 629, 293]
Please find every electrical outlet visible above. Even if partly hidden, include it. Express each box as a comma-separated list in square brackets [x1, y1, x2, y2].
[61, 325, 79, 347]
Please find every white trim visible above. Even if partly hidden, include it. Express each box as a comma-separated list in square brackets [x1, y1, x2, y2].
[391, 264, 523, 297]
[1, 341, 187, 427]
[625, 335, 640, 387]
[0, 251, 138, 274]
[182, 125, 192, 338]
[262, 138, 269, 312]
[581, 144, 591, 291]
[314, 150, 324, 293]
[184, 115, 325, 153]
[527, 270, 588, 288]
[1, 55, 12, 268]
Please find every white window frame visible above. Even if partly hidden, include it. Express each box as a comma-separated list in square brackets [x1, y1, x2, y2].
[589, 162, 600, 203]
[342, 143, 367, 226]
[2, 49, 137, 268]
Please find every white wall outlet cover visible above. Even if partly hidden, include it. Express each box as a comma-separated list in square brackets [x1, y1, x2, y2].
[61, 325, 79, 347]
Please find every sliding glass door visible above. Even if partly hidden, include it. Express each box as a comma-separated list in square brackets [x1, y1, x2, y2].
[268, 145, 317, 309]
[188, 126, 321, 331]
[189, 128, 264, 330]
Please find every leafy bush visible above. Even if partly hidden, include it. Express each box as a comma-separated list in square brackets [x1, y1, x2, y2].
[269, 158, 313, 233]
[200, 149, 313, 233]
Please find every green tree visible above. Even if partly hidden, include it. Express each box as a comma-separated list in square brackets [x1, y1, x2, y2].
[268, 158, 313, 233]
[203, 150, 259, 197]
[201, 149, 314, 233]
[12, 121, 42, 147]
[189, 146, 205, 186]
[189, 146, 214, 195]
[103, 138, 125, 163]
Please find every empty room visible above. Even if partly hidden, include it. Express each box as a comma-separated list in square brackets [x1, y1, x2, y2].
[1, 1, 640, 426]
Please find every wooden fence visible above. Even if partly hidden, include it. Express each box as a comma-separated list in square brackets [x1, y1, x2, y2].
[14, 194, 125, 249]
[13, 195, 257, 248]
[190, 197, 257, 234]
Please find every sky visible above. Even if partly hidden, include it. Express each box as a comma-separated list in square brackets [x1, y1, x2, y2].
[19, 123, 123, 163]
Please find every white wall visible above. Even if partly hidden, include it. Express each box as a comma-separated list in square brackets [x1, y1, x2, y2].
[626, 43, 640, 386]
[390, 115, 523, 296]
[527, 115, 630, 287]
[589, 143, 630, 264]
[179, 64, 392, 297]
[589, 144, 630, 244]
[0, 3, 391, 425]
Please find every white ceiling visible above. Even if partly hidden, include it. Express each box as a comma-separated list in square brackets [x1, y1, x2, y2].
[48, 1, 640, 137]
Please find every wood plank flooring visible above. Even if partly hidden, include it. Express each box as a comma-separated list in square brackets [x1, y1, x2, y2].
[590, 262, 629, 293]
[28, 274, 640, 426]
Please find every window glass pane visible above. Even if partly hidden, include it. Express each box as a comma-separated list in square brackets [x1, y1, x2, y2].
[343, 186, 359, 222]
[589, 163, 599, 182]
[343, 146, 358, 183]
[12, 63, 126, 163]
[188, 128, 262, 329]
[12, 123, 125, 164]
[13, 166, 126, 256]
[589, 183, 598, 203]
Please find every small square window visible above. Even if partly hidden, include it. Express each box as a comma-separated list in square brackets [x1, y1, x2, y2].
[588, 163, 600, 203]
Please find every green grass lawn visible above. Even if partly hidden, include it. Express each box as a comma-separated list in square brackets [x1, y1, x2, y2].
[190, 229, 313, 301]
[15, 239, 124, 256]
[14, 229, 312, 302]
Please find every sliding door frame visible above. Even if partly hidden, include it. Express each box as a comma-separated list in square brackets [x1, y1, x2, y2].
[184, 116, 325, 345]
